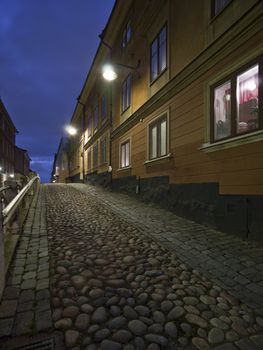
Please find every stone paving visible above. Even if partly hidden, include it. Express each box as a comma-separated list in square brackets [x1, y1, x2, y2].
[70, 183, 263, 315]
[44, 184, 263, 349]
[0, 183, 263, 349]
[0, 187, 52, 342]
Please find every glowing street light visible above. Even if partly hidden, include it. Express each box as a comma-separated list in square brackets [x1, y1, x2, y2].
[9, 174, 15, 178]
[102, 64, 118, 81]
[65, 125, 77, 136]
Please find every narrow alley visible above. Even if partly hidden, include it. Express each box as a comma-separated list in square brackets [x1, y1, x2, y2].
[0, 184, 263, 349]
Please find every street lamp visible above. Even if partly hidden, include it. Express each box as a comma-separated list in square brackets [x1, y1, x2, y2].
[65, 125, 77, 136]
[102, 65, 118, 81]
[102, 61, 140, 82]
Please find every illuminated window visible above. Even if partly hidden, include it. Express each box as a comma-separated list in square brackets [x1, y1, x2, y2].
[120, 140, 130, 168]
[211, 58, 261, 142]
[149, 115, 168, 159]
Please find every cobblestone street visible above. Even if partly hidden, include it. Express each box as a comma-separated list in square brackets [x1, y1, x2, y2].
[1, 184, 263, 349]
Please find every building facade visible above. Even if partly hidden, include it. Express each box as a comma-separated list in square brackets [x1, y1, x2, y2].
[0, 99, 17, 182]
[59, 0, 263, 241]
[51, 137, 70, 183]
[14, 146, 31, 180]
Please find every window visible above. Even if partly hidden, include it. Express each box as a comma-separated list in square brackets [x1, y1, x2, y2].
[100, 137, 107, 164]
[151, 25, 167, 82]
[87, 110, 92, 138]
[149, 115, 168, 159]
[211, 58, 261, 142]
[93, 102, 99, 130]
[93, 142, 98, 168]
[212, 0, 231, 17]
[120, 140, 130, 168]
[122, 75, 131, 112]
[101, 94, 107, 120]
[122, 20, 131, 48]
[87, 147, 92, 171]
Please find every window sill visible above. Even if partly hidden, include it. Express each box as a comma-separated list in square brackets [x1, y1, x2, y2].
[117, 166, 132, 172]
[200, 130, 263, 152]
[144, 153, 172, 165]
[121, 106, 131, 115]
[149, 67, 168, 87]
[209, 0, 233, 24]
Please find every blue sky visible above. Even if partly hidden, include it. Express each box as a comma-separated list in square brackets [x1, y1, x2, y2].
[0, 0, 115, 182]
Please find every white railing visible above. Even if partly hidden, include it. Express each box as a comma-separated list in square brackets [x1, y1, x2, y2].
[2, 175, 40, 226]
[0, 175, 40, 300]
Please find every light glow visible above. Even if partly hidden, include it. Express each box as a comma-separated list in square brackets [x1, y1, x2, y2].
[102, 64, 117, 81]
[245, 81, 257, 91]
[65, 125, 77, 136]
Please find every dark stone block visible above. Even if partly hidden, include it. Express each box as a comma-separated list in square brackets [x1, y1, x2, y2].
[88, 172, 263, 242]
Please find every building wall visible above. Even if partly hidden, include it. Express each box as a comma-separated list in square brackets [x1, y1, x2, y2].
[67, 0, 263, 241]
[0, 101, 16, 178]
[110, 0, 263, 240]
[14, 147, 30, 178]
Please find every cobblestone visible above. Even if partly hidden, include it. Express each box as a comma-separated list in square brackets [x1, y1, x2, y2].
[71, 183, 263, 313]
[1, 183, 263, 349]
[0, 188, 51, 344]
[44, 184, 263, 348]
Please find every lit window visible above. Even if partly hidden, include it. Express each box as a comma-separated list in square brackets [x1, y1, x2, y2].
[211, 60, 261, 142]
[122, 75, 131, 112]
[237, 65, 259, 134]
[214, 81, 231, 140]
[120, 140, 130, 168]
[151, 26, 167, 82]
[122, 20, 131, 48]
[149, 115, 167, 159]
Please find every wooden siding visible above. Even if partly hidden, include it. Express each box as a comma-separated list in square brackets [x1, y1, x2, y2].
[112, 25, 263, 195]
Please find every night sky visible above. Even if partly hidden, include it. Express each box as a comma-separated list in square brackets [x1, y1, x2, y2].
[0, 0, 115, 182]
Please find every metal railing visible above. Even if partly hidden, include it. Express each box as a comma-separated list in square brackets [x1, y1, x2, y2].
[2, 175, 40, 226]
[0, 175, 40, 300]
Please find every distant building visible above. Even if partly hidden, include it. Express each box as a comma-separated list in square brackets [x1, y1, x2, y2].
[0, 99, 17, 182]
[14, 146, 31, 179]
[51, 137, 70, 183]
[58, 0, 263, 241]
